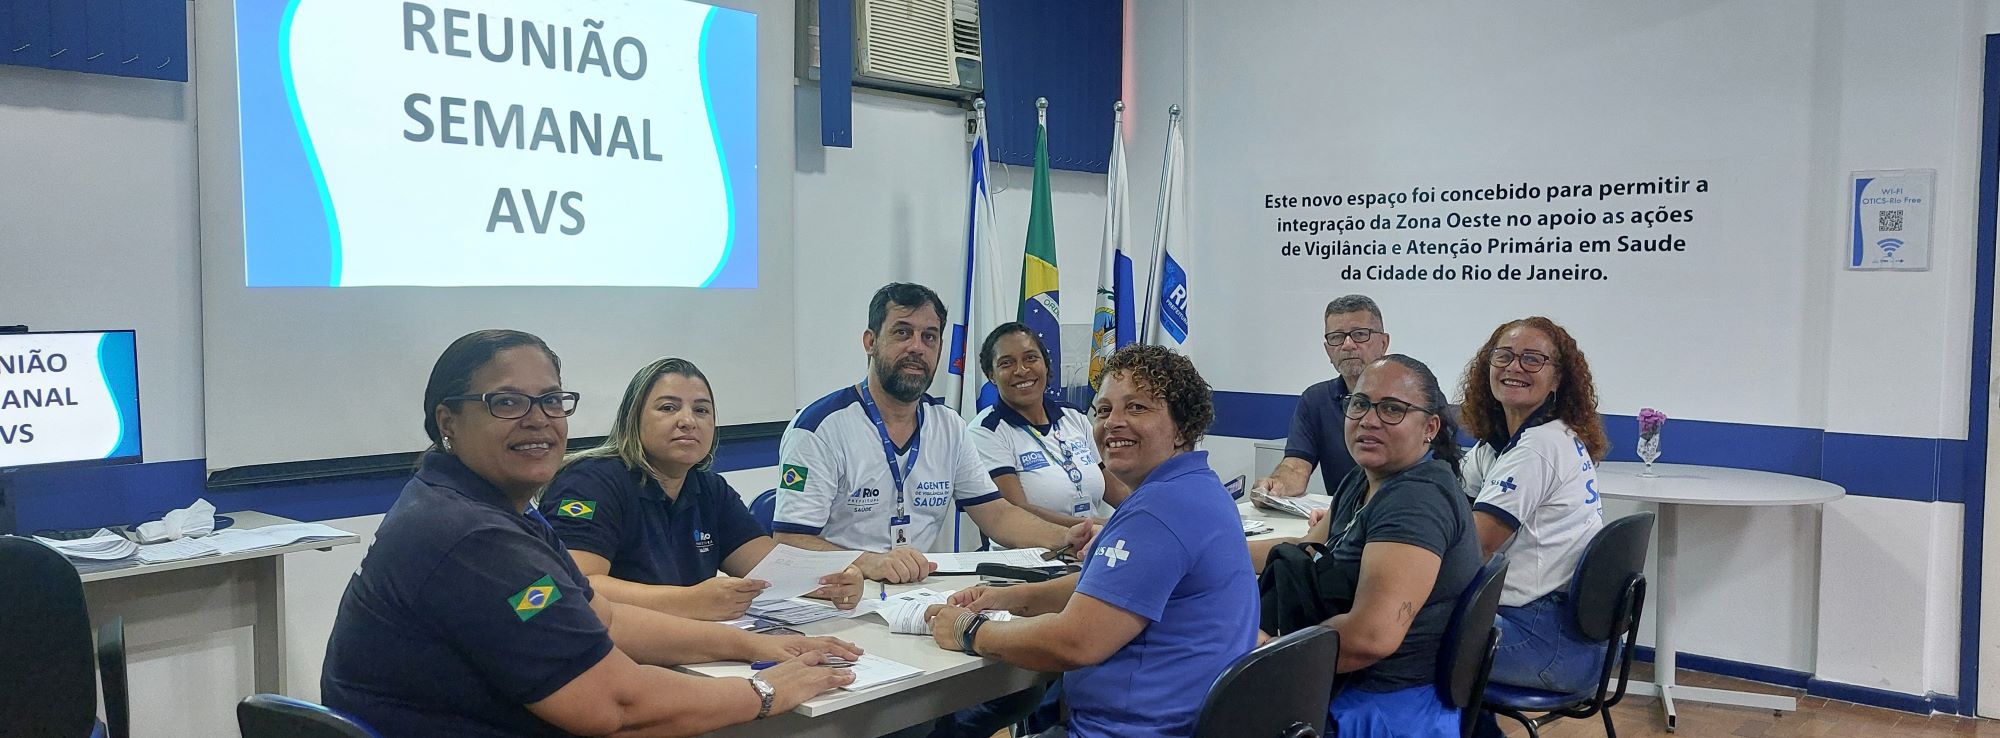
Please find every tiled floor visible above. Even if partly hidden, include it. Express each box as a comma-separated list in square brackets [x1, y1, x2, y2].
[1496, 665, 1996, 737]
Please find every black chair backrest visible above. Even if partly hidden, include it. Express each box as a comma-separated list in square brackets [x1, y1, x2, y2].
[1438, 554, 1509, 712]
[238, 694, 382, 738]
[98, 616, 129, 738]
[0, 536, 98, 737]
[1569, 512, 1656, 642]
[1194, 626, 1341, 738]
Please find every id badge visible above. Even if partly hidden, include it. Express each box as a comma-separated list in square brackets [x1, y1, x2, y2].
[1073, 502, 1093, 515]
[889, 514, 912, 527]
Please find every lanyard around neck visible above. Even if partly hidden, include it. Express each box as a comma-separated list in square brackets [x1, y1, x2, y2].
[1021, 420, 1085, 493]
[855, 381, 920, 517]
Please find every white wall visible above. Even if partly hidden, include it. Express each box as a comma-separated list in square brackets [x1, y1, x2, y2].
[1131, 0, 1990, 701]
[0, 60, 1105, 738]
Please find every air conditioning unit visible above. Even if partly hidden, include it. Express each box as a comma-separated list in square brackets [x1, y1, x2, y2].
[799, 0, 984, 100]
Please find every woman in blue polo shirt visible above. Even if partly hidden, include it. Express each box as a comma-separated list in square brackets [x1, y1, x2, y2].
[923, 344, 1259, 738]
[321, 331, 858, 737]
[542, 357, 864, 621]
[965, 323, 1128, 523]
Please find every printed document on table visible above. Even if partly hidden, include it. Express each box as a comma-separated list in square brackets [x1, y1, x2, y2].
[839, 654, 925, 691]
[744, 545, 863, 602]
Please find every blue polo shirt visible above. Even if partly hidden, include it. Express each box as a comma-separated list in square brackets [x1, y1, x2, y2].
[540, 457, 766, 586]
[322, 452, 613, 738]
[1067, 451, 1259, 738]
[1285, 377, 1357, 492]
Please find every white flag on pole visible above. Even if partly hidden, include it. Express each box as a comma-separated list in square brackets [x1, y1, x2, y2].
[1143, 106, 1191, 354]
[948, 101, 1003, 418]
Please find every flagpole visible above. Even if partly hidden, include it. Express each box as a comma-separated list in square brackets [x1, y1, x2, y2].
[1143, 104, 1181, 344]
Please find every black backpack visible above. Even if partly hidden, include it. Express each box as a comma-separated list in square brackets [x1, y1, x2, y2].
[1257, 540, 1359, 635]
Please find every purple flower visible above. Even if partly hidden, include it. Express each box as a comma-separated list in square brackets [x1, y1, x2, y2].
[1638, 408, 1668, 436]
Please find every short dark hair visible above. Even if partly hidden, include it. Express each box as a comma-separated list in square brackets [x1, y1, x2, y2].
[1100, 344, 1214, 447]
[979, 321, 1049, 375]
[867, 283, 949, 334]
[422, 330, 562, 447]
[1324, 294, 1383, 323]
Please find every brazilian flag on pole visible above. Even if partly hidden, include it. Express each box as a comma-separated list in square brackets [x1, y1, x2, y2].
[1019, 98, 1062, 401]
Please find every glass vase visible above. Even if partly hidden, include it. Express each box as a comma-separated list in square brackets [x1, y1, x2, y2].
[1637, 432, 1661, 477]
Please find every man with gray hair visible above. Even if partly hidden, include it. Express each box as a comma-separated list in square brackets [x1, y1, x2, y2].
[1254, 294, 1390, 498]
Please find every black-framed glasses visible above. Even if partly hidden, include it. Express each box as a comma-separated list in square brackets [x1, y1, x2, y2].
[1324, 328, 1384, 347]
[1488, 348, 1554, 373]
[1342, 394, 1433, 425]
[442, 391, 580, 419]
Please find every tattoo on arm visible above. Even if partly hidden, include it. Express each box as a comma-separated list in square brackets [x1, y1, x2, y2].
[1396, 601, 1416, 624]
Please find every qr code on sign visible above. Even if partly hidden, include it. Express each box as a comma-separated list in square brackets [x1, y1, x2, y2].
[1878, 210, 1904, 232]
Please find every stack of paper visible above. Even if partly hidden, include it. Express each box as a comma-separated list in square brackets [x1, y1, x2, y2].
[927, 548, 1060, 575]
[1249, 490, 1332, 518]
[136, 537, 221, 564]
[839, 654, 925, 691]
[875, 588, 1013, 634]
[748, 599, 842, 626]
[33, 529, 138, 561]
[201, 523, 350, 555]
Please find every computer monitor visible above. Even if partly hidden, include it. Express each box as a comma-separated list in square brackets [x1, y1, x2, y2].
[0, 330, 142, 534]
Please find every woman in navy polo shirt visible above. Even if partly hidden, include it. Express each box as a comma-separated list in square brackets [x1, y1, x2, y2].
[923, 344, 1259, 738]
[321, 331, 857, 737]
[542, 357, 864, 621]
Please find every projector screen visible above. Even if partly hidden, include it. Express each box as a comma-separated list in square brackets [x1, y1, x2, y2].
[196, 0, 795, 475]
[0, 331, 143, 471]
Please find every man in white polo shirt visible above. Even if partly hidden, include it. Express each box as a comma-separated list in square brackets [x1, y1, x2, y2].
[774, 283, 1085, 584]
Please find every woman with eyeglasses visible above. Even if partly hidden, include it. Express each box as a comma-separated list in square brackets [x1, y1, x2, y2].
[1260, 355, 1481, 736]
[1459, 317, 1608, 711]
[322, 330, 859, 737]
[540, 357, 864, 621]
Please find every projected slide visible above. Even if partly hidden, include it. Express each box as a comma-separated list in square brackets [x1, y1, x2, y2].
[0, 331, 142, 469]
[236, 0, 757, 287]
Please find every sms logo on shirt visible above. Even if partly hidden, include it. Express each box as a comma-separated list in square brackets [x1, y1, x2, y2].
[1018, 451, 1051, 471]
[846, 487, 881, 512]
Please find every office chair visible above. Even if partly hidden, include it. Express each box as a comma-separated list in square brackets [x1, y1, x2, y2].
[0, 536, 128, 738]
[237, 694, 382, 738]
[1193, 625, 1342, 738]
[1482, 513, 1655, 738]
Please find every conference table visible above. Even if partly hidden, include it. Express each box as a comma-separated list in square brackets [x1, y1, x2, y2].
[1596, 461, 1845, 733]
[689, 500, 1309, 737]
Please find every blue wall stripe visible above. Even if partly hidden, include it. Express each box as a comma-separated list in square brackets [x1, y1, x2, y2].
[10, 435, 783, 533]
[1958, 32, 2000, 717]
[1629, 646, 1963, 716]
[1630, 646, 1811, 690]
[1212, 390, 1975, 504]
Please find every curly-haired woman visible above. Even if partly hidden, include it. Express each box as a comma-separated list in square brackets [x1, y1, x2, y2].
[922, 344, 1258, 738]
[1459, 317, 1608, 699]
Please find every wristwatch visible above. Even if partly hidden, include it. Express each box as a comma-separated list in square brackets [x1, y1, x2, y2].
[746, 674, 776, 719]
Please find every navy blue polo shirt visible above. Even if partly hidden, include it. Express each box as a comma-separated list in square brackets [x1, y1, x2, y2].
[540, 457, 766, 586]
[1285, 376, 1357, 492]
[322, 452, 613, 738]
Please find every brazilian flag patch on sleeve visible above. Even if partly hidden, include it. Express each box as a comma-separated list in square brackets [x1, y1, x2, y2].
[781, 464, 809, 492]
[554, 499, 595, 519]
[509, 575, 562, 621]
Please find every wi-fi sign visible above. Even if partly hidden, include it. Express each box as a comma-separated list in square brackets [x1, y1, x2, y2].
[1878, 238, 1905, 258]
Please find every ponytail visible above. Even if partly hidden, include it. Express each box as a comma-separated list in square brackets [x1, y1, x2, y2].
[1379, 354, 1462, 481]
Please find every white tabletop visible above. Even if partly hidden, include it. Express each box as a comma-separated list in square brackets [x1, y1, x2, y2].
[1596, 461, 1844, 507]
[685, 499, 1310, 720]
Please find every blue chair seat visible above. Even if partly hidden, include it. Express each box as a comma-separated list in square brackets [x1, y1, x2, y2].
[1481, 682, 1595, 712]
